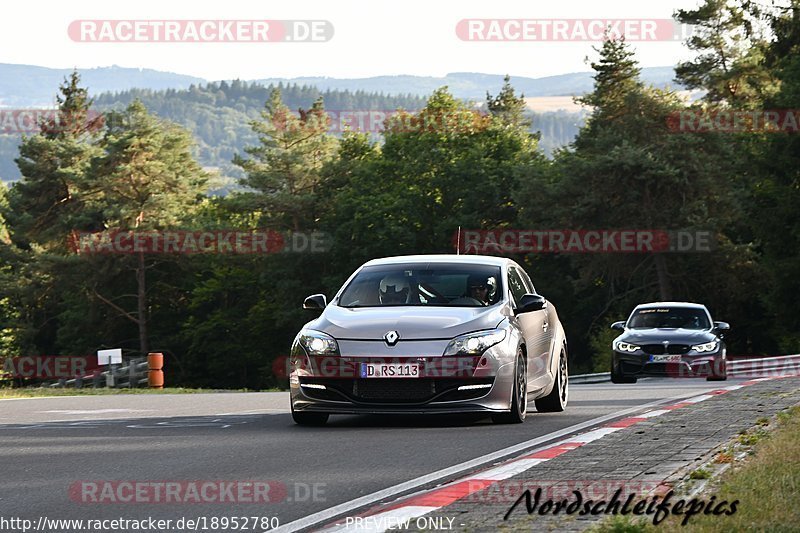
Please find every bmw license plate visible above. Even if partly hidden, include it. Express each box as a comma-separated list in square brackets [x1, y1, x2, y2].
[649, 354, 682, 363]
[360, 363, 419, 378]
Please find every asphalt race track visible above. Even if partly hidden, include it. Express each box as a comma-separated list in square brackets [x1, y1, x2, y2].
[0, 380, 742, 531]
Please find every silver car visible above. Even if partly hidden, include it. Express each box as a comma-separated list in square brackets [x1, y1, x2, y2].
[289, 255, 569, 425]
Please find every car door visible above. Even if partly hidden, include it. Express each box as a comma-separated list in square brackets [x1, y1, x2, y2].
[507, 267, 550, 384]
[517, 266, 554, 378]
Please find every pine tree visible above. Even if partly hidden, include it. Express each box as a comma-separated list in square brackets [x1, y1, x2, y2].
[486, 75, 530, 129]
[8, 71, 102, 249]
[233, 88, 337, 231]
[86, 100, 208, 355]
[674, 0, 776, 107]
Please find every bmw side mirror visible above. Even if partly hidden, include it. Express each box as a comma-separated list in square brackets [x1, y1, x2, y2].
[303, 294, 327, 311]
[516, 293, 547, 314]
[610, 321, 625, 331]
[713, 321, 730, 331]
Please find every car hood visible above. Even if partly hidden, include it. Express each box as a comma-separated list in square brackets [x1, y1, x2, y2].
[307, 305, 507, 340]
[618, 328, 717, 344]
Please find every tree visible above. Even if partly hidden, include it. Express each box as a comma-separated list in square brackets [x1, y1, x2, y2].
[86, 100, 208, 355]
[8, 71, 102, 250]
[578, 36, 643, 117]
[749, 1, 800, 349]
[321, 86, 545, 266]
[674, 0, 776, 107]
[518, 37, 752, 368]
[486, 75, 531, 130]
[233, 88, 338, 231]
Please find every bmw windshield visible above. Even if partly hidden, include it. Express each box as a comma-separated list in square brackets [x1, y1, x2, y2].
[628, 307, 711, 330]
[337, 264, 503, 307]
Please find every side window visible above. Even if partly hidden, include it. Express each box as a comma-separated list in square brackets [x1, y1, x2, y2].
[507, 268, 528, 307]
[517, 267, 536, 295]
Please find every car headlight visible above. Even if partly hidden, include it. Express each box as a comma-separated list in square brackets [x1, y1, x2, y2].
[615, 341, 640, 353]
[691, 341, 718, 353]
[298, 330, 340, 356]
[443, 329, 506, 356]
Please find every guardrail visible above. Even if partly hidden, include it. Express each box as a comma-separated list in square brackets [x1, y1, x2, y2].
[48, 357, 150, 389]
[569, 354, 800, 384]
[568, 372, 611, 384]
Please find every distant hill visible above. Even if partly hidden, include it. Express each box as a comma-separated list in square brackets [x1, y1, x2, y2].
[1, 63, 682, 108]
[0, 64, 205, 108]
[253, 67, 681, 100]
[0, 63, 685, 185]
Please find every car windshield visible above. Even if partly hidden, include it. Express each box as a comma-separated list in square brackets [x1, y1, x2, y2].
[338, 264, 503, 307]
[627, 307, 711, 330]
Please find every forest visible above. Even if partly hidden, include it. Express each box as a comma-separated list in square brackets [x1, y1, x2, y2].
[1, 0, 797, 388]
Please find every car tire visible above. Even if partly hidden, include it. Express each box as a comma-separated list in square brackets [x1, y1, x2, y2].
[535, 349, 569, 412]
[611, 357, 637, 384]
[706, 353, 728, 381]
[491, 350, 527, 424]
[291, 404, 329, 426]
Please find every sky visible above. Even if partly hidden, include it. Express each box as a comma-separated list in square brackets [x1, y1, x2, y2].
[2, 0, 703, 80]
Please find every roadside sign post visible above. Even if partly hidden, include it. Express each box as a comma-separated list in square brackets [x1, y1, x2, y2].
[97, 349, 122, 388]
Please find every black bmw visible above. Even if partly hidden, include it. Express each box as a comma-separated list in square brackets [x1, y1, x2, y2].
[610, 302, 730, 383]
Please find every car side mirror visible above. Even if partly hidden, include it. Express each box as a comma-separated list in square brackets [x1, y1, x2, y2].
[516, 293, 547, 314]
[610, 321, 626, 331]
[303, 294, 327, 311]
[713, 321, 730, 332]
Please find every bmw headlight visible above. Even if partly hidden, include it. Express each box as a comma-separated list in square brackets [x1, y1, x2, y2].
[615, 341, 640, 353]
[443, 329, 506, 356]
[298, 330, 340, 356]
[691, 341, 718, 353]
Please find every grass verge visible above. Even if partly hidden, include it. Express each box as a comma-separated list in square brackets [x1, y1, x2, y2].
[592, 405, 800, 532]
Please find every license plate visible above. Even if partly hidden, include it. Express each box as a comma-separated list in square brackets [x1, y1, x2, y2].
[649, 354, 682, 363]
[359, 363, 419, 378]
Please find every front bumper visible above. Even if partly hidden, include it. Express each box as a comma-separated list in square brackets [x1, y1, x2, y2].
[613, 350, 722, 377]
[289, 354, 515, 414]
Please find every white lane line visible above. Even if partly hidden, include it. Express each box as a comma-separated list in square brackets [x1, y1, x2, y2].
[565, 426, 621, 443]
[214, 410, 286, 415]
[271, 391, 711, 533]
[39, 409, 155, 414]
[639, 409, 670, 418]
[683, 394, 715, 403]
[470, 458, 547, 481]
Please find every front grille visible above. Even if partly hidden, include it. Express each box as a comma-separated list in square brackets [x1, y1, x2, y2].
[355, 379, 435, 401]
[300, 377, 494, 404]
[641, 344, 690, 355]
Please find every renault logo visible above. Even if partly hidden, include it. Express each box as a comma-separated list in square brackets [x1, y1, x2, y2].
[384, 331, 400, 346]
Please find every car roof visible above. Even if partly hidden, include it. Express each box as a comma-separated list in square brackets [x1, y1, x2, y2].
[362, 254, 511, 268]
[633, 302, 709, 310]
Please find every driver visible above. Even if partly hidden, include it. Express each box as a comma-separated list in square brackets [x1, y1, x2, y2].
[379, 273, 410, 304]
[467, 275, 494, 305]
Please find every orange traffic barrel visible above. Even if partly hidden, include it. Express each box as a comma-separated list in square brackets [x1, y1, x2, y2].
[147, 352, 164, 388]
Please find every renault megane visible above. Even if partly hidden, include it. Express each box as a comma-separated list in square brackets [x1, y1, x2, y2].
[289, 255, 569, 425]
